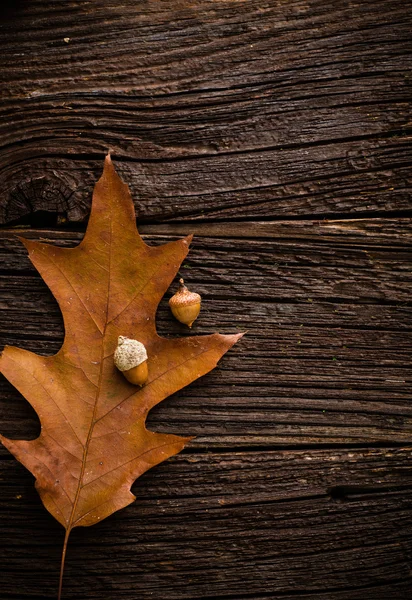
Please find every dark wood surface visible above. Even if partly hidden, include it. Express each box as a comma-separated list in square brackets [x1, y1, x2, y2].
[1, 1, 411, 599]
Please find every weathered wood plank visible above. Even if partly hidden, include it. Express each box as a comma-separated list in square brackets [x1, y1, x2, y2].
[1, 447, 411, 599]
[1, 225, 411, 448]
[0, 0, 411, 223]
[1, 2, 412, 598]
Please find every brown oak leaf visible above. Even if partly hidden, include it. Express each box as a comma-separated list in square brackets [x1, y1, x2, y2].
[0, 156, 242, 598]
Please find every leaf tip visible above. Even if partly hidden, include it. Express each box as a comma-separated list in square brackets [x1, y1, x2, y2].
[104, 152, 114, 172]
[17, 234, 29, 247]
[17, 235, 41, 254]
[0, 433, 12, 451]
[229, 332, 246, 344]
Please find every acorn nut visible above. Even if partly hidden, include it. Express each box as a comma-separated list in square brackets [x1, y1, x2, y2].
[169, 278, 201, 328]
[114, 336, 148, 386]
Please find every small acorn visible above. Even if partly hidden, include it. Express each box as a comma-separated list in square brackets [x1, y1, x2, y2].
[169, 278, 201, 328]
[114, 336, 148, 386]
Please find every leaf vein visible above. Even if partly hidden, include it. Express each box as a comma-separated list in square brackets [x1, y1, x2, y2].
[6, 356, 85, 448]
[95, 344, 217, 424]
[45, 433, 83, 463]
[45, 253, 104, 334]
[59, 359, 98, 390]
[76, 441, 179, 515]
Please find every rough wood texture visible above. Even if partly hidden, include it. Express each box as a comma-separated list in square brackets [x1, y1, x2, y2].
[1, 447, 412, 599]
[1, 1, 412, 599]
[0, 0, 411, 224]
[1, 224, 412, 451]
[1, 223, 412, 599]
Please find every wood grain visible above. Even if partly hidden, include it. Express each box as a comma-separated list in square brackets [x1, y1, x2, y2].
[1, 1, 412, 598]
[1, 226, 411, 451]
[1, 447, 411, 599]
[0, 0, 411, 224]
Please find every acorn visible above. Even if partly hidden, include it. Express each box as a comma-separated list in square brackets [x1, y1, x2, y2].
[114, 336, 148, 386]
[169, 278, 201, 328]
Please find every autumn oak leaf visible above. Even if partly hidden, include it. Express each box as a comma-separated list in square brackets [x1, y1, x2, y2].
[0, 156, 242, 597]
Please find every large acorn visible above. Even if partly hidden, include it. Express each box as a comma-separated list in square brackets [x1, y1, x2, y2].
[169, 278, 201, 328]
[114, 336, 148, 386]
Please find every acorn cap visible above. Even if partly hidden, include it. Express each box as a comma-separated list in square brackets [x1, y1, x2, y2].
[169, 279, 201, 308]
[114, 336, 148, 372]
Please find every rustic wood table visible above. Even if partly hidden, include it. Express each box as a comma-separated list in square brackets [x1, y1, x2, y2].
[1, 1, 411, 599]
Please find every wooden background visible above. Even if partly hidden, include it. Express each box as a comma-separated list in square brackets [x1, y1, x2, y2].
[1, 1, 412, 598]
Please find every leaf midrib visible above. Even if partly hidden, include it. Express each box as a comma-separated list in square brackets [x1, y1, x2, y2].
[65, 197, 114, 532]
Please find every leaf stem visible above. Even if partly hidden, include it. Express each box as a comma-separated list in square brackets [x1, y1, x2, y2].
[58, 528, 71, 600]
